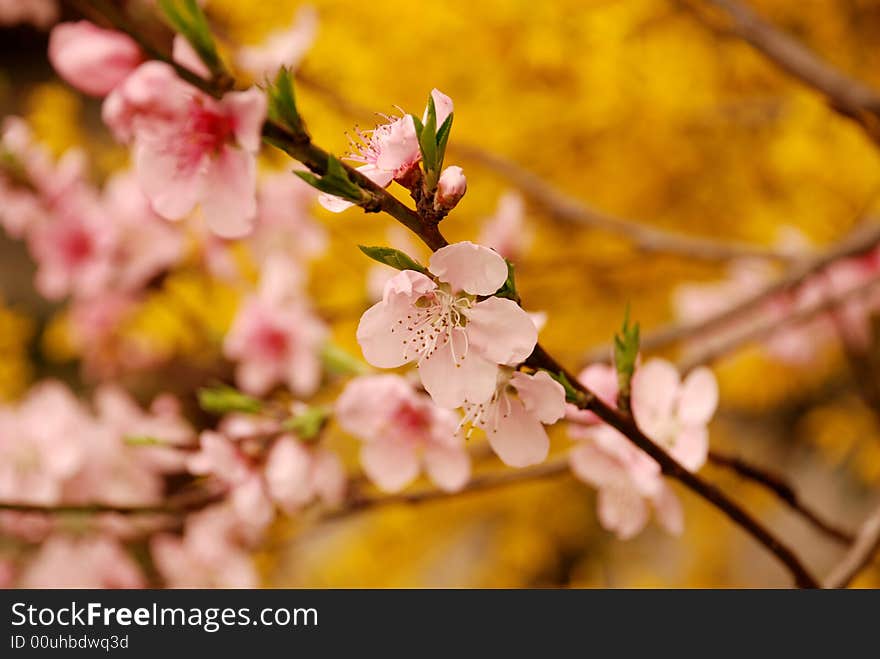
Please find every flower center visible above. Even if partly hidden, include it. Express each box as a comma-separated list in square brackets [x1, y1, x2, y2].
[173, 99, 236, 173]
[399, 289, 472, 363]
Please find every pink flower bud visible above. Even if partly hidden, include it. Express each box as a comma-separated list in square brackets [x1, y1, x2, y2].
[435, 165, 467, 211]
[48, 21, 143, 97]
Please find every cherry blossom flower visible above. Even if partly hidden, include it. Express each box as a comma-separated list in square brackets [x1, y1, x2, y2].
[48, 21, 143, 96]
[20, 535, 144, 588]
[237, 5, 318, 77]
[102, 60, 267, 237]
[264, 435, 346, 512]
[336, 375, 470, 492]
[224, 256, 326, 397]
[570, 424, 683, 540]
[357, 241, 537, 408]
[478, 191, 532, 260]
[152, 505, 259, 588]
[319, 88, 454, 212]
[460, 370, 566, 467]
[0, 0, 57, 29]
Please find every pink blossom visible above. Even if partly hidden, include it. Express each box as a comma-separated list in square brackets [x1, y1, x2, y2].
[237, 5, 318, 77]
[319, 89, 453, 212]
[570, 425, 683, 539]
[435, 165, 467, 210]
[48, 21, 143, 96]
[0, 0, 57, 28]
[152, 505, 258, 588]
[357, 241, 537, 408]
[336, 375, 470, 492]
[630, 359, 717, 471]
[224, 256, 326, 397]
[461, 370, 566, 467]
[27, 188, 117, 300]
[20, 535, 145, 588]
[264, 435, 346, 511]
[478, 191, 532, 260]
[102, 169, 184, 291]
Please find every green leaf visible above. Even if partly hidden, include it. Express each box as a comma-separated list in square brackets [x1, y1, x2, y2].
[357, 245, 429, 275]
[282, 406, 331, 441]
[294, 156, 366, 203]
[493, 259, 519, 302]
[418, 95, 439, 188]
[546, 370, 586, 406]
[320, 342, 370, 376]
[158, 0, 223, 76]
[410, 115, 425, 140]
[267, 67, 302, 133]
[613, 304, 640, 405]
[435, 112, 453, 173]
[198, 384, 263, 415]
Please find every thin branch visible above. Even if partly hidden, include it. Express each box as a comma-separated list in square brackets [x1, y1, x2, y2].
[823, 503, 880, 588]
[677, 272, 880, 372]
[708, 450, 854, 544]
[0, 487, 225, 516]
[73, 0, 820, 588]
[584, 222, 880, 363]
[684, 0, 880, 142]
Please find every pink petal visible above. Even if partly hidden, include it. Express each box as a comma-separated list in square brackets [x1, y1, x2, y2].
[484, 396, 549, 467]
[200, 147, 258, 238]
[677, 367, 718, 426]
[418, 327, 499, 408]
[134, 134, 204, 220]
[631, 359, 681, 439]
[312, 449, 347, 507]
[511, 371, 566, 424]
[318, 193, 355, 213]
[670, 425, 708, 472]
[424, 89, 454, 127]
[172, 34, 211, 79]
[223, 88, 268, 152]
[356, 299, 412, 369]
[651, 483, 684, 536]
[571, 363, 618, 424]
[264, 436, 313, 512]
[569, 441, 627, 489]
[236, 359, 280, 396]
[375, 116, 419, 173]
[423, 445, 470, 492]
[465, 296, 537, 365]
[428, 241, 508, 295]
[597, 485, 650, 540]
[360, 438, 420, 492]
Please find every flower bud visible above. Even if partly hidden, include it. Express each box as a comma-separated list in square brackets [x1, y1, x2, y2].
[49, 21, 143, 97]
[434, 166, 467, 211]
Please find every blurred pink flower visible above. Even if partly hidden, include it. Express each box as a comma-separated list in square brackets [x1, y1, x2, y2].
[48, 21, 143, 96]
[357, 241, 536, 408]
[336, 375, 470, 492]
[319, 89, 453, 212]
[250, 172, 327, 262]
[237, 5, 318, 77]
[152, 505, 259, 588]
[20, 535, 145, 588]
[224, 257, 326, 397]
[478, 191, 532, 260]
[461, 370, 565, 467]
[264, 435, 346, 511]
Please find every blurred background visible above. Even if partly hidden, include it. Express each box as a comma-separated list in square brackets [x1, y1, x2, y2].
[1, 0, 880, 587]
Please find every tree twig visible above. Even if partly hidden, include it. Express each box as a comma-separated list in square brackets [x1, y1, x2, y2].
[708, 450, 854, 544]
[823, 502, 880, 588]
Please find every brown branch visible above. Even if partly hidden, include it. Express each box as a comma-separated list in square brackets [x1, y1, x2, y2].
[73, 0, 820, 588]
[584, 222, 880, 363]
[823, 502, 880, 588]
[684, 0, 880, 142]
[708, 450, 854, 544]
[0, 486, 225, 516]
[677, 272, 880, 372]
